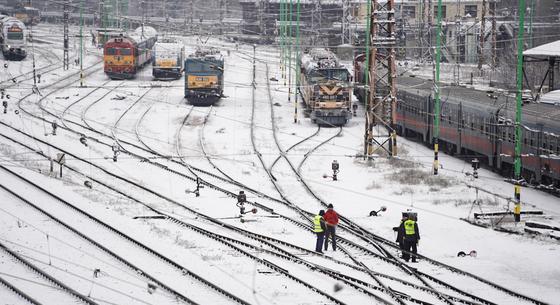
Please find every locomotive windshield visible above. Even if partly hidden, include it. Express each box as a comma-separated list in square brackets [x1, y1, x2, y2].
[187, 60, 221, 73]
[105, 48, 132, 55]
[309, 68, 349, 83]
[7, 32, 23, 40]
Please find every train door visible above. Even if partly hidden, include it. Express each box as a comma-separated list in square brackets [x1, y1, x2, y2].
[425, 94, 431, 143]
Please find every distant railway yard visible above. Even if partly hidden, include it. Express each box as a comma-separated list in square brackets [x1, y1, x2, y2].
[1, 12, 559, 305]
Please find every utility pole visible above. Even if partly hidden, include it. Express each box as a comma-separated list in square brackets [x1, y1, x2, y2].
[478, 0, 486, 71]
[342, 0, 351, 44]
[258, 0, 264, 36]
[419, 0, 431, 61]
[219, 0, 224, 35]
[141, 0, 145, 38]
[311, 0, 321, 46]
[190, 0, 194, 25]
[514, 0, 527, 223]
[63, 0, 69, 70]
[287, 0, 293, 107]
[364, 0, 397, 158]
[120, 0, 128, 30]
[491, 0, 497, 69]
[294, 0, 300, 123]
[433, 0, 442, 175]
[80, 0, 84, 87]
[280, 0, 285, 82]
[528, 0, 535, 48]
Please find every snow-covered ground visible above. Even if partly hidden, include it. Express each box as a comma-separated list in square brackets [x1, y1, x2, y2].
[1, 24, 559, 304]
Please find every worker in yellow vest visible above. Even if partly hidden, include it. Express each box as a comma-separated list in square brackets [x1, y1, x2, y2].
[313, 210, 326, 253]
[400, 215, 420, 262]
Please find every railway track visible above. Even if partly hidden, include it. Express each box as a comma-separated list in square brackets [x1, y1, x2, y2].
[2, 101, 540, 305]
[0, 236, 98, 305]
[5, 66, 354, 303]
[3, 43, 548, 304]
[3, 57, 428, 302]
[0, 273, 43, 305]
[255, 59, 548, 305]
[260, 63, 459, 304]
[0, 162, 248, 305]
[0, 119, 486, 305]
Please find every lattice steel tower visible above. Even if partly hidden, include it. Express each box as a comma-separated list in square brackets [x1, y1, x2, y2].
[63, 0, 69, 70]
[365, 0, 397, 157]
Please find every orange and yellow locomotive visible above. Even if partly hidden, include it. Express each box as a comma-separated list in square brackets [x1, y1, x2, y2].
[103, 27, 157, 79]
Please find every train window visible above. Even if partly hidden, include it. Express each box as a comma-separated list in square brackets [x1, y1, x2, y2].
[121, 49, 132, 55]
[187, 62, 204, 72]
[7, 32, 24, 40]
[106, 48, 117, 55]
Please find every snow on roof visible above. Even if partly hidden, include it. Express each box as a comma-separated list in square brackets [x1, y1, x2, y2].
[300, 48, 341, 72]
[189, 48, 223, 61]
[132, 26, 157, 40]
[154, 41, 183, 55]
[523, 40, 560, 58]
[540, 89, 560, 106]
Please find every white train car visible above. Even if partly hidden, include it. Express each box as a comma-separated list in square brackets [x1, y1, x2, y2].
[152, 38, 184, 80]
[0, 15, 27, 60]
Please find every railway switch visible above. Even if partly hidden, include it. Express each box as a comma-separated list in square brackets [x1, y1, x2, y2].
[471, 158, 479, 179]
[79, 135, 87, 146]
[51, 121, 57, 135]
[186, 178, 204, 197]
[112, 143, 119, 162]
[331, 160, 339, 181]
[236, 191, 257, 216]
[147, 283, 157, 294]
[237, 191, 246, 204]
[369, 206, 387, 216]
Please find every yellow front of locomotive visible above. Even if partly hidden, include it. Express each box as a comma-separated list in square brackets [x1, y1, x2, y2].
[104, 38, 136, 79]
[314, 82, 351, 109]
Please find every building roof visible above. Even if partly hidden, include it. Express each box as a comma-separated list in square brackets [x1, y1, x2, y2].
[524, 40, 560, 58]
[541, 90, 560, 106]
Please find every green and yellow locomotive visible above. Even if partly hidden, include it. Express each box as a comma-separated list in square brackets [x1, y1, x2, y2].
[299, 48, 352, 126]
[184, 48, 224, 106]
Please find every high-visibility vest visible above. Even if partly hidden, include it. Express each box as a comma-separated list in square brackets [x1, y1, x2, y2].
[404, 219, 416, 235]
[313, 215, 324, 233]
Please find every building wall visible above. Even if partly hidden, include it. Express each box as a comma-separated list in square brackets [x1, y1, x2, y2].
[396, 0, 484, 25]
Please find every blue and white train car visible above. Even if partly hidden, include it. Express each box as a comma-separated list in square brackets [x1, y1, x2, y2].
[0, 15, 27, 60]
